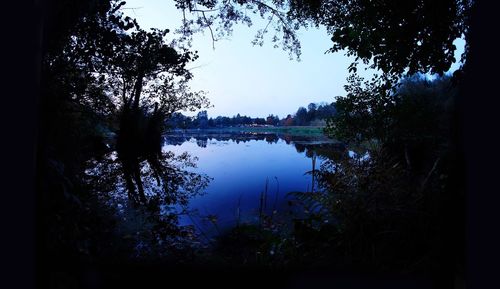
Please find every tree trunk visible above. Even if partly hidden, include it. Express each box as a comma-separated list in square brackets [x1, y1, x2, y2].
[132, 162, 146, 203]
[132, 70, 144, 110]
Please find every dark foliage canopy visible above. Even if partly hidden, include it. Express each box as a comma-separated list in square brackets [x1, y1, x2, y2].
[176, 0, 472, 75]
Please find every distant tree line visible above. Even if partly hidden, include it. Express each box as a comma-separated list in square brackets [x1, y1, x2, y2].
[166, 102, 336, 129]
[292, 102, 337, 126]
[167, 111, 266, 129]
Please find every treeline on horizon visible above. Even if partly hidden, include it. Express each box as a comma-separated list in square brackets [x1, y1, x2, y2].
[166, 102, 337, 129]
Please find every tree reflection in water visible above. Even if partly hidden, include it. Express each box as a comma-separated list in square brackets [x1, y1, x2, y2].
[83, 140, 211, 260]
[81, 130, 348, 262]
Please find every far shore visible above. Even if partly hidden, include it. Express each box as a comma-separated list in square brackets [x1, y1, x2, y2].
[167, 126, 327, 137]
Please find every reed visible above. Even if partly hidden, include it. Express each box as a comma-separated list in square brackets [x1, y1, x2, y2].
[236, 194, 242, 228]
[258, 178, 269, 226]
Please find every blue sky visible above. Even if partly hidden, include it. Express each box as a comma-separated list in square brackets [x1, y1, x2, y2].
[123, 0, 464, 118]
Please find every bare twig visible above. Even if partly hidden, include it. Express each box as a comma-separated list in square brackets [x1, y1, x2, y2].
[201, 11, 216, 49]
[263, 13, 274, 33]
[190, 8, 220, 13]
[249, 0, 294, 34]
[187, 63, 209, 71]
[420, 157, 440, 192]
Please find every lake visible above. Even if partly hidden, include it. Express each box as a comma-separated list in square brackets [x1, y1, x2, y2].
[162, 130, 345, 237]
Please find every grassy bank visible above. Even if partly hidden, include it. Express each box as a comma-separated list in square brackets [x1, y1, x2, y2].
[179, 126, 326, 137]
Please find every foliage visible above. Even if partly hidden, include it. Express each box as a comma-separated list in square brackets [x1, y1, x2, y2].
[175, 0, 472, 75]
[288, 74, 461, 272]
[167, 102, 336, 129]
[292, 0, 471, 75]
[325, 73, 458, 170]
[287, 148, 430, 270]
[38, 0, 212, 271]
[174, 0, 303, 59]
[98, 9, 211, 203]
[292, 102, 337, 126]
[167, 111, 268, 128]
[324, 74, 395, 145]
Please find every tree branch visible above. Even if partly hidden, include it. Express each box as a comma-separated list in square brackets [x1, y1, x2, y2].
[190, 8, 220, 13]
[420, 157, 440, 192]
[201, 11, 216, 49]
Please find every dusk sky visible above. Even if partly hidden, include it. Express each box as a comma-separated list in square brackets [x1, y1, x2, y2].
[124, 0, 465, 118]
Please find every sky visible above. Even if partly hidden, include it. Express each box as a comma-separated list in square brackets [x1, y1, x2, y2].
[123, 0, 465, 119]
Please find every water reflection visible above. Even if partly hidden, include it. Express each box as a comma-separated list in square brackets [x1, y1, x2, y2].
[164, 130, 341, 146]
[83, 146, 211, 258]
[162, 131, 347, 237]
[83, 130, 356, 258]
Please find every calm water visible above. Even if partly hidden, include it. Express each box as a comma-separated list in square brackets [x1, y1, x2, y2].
[162, 131, 343, 236]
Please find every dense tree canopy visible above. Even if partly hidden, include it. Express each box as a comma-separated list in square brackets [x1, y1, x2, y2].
[175, 0, 472, 75]
[324, 74, 395, 144]
[325, 73, 458, 173]
[38, 0, 211, 263]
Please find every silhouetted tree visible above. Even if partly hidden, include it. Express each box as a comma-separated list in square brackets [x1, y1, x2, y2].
[324, 74, 395, 144]
[175, 0, 471, 76]
[106, 18, 209, 204]
[283, 114, 294, 126]
[295, 107, 308, 125]
[266, 114, 280, 125]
